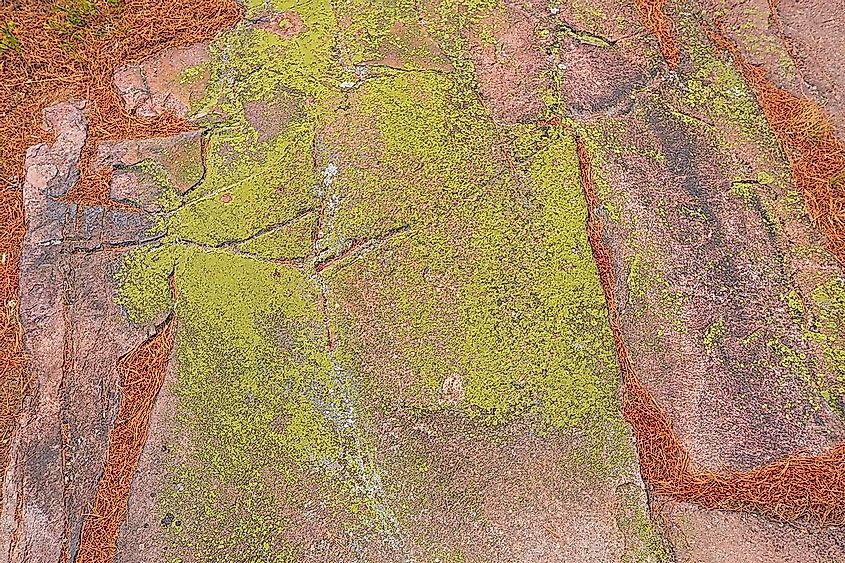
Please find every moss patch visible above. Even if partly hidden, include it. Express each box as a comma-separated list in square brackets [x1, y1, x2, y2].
[806, 277, 845, 412]
[615, 483, 671, 563]
[114, 244, 174, 325]
[112, 0, 657, 557]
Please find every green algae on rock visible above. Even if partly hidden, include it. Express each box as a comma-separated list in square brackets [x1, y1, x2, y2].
[806, 277, 845, 413]
[115, 244, 175, 325]
[109, 0, 662, 558]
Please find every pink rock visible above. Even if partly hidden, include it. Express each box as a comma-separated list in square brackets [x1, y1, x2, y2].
[254, 11, 306, 39]
[114, 43, 212, 118]
[467, 6, 550, 124]
[1, 101, 169, 563]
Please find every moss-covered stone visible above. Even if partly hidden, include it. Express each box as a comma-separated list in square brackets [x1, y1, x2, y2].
[114, 244, 174, 325]
[806, 277, 845, 411]
[615, 483, 671, 563]
[112, 0, 658, 557]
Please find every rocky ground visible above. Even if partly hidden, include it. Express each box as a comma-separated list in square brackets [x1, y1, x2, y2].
[2, 0, 845, 562]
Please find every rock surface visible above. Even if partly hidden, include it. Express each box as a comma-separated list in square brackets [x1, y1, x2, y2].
[3, 1, 845, 562]
[0, 101, 174, 563]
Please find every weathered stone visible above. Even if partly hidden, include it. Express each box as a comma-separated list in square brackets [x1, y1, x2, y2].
[114, 43, 212, 118]
[0, 100, 173, 563]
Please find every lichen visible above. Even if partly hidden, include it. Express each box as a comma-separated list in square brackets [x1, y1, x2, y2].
[806, 277, 845, 411]
[620, 241, 685, 334]
[783, 288, 804, 321]
[114, 243, 174, 325]
[318, 69, 624, 435]
[703, 317, 726, 350]
[730, 180, 756, 204]
[766, 333, 811, 386]
[238, 215, 314, 260]
[112, 0, 657, 555]
[168, 121, 318, 247]
[333, 0, 417, 63]
[557, 22, 613, 48]
[115, 1, 402, 554]
[459, 132, 622, 432]
[677, 14, 771, 145]
[671, 9, 792, 214]
[158, 249, 339, 559]
[615, 483, 671, 563]
[570, 0, 609, 34]
[730, 9, 798, 84]
[178, 62, 208, 85]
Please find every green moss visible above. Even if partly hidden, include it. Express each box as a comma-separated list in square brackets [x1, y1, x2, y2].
[806, 277, 845, 409]
[703, 317, 726, 350]
[114, 244, 174, 325]
[46, 0, 98, 34]
[615, 484, 671, 563]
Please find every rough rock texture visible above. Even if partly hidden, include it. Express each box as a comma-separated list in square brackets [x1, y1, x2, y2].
[105, 4, 663, 561]
[98, 131, 205, 199]
[555, 1, 845, 561]
[701, 0, 845, 142]
[0, 101, 170, 563]
[112, 356, 179, 563]
[467, 2, 551, 124]
[601, 104, 845, 469]
[4, 1, 845, 562]
[364, 414, 652, 561]
[663, 501, 845, 562]
[114, 43, 212, 118]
